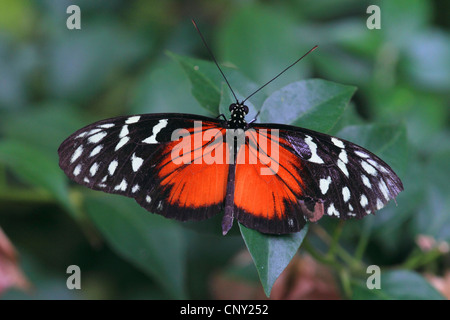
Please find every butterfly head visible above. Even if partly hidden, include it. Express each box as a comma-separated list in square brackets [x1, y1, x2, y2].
[228, 102, 249, 129]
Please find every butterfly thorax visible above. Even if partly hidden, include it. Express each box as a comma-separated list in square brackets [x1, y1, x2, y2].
[227, 103, 249, 129]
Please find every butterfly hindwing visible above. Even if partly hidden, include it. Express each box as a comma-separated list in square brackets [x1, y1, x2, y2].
[58, 113, 230, 222]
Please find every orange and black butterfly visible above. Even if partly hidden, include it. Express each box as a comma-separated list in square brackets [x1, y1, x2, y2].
[58, 22, 403, 235]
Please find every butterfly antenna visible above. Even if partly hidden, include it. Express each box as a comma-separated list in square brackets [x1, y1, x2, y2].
[242, 45, 318, 103]
[191, 19, 239, 103]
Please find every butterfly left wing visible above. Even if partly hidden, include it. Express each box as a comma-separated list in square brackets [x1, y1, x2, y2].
[58, 113, 230, 222]
[232, 123, 403, 234]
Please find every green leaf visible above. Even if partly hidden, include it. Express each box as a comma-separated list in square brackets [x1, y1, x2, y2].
[260, 79, 356, 132]
[239, 223, 309, 297]
[168, 52, 265, 113]
[218, 82, 236, 119]
[352, 270, 444, 300]
[381, 0, 432, 48]
[130, 58, 206, 115]
[168, 52, 222, 113]
[1, 102, 86, 154]
[403, 30, 450, 91]
[414, 150, 450, 242]
[0, 139, 73, 212]
[85, 195, 187, 299]
[217, 6, 311, 90]
[46, 20, 149, 102]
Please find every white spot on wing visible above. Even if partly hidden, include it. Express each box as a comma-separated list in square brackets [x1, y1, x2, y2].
[355, 150, 369, 158]
[368, 159, 390, 174]
[131, 153, 144, 172]
[76, 132, 87, 139]
[360, 194, 368, 207]
[125, 116, 141, 124]
[114, 179, 127, 191]
[338, 159, 349, 177]
[119, 125, 129, 138]
[327, 203, 340, 217]
[132, 184, 140, 193]
[115, 136, 130, 151]
[379, 180, 390, 200]
[331, 137, 345, 148]
[145, 195, 151, 203]
[108, 160, 118, 175]
[89, 163, 99, 176]
[88, 131, 107, 144]
[73, 164, 82, 176]
[98, 123, 114, 129]
[142, 119, 168, 144]
[342, 186, 350, 202]
[339, 149, 348, 164]
[89, 145, 103, 157]
[367, 159, 380, 169]
[361, 174, 372, 188]
[320, 176, 332, 194]
[361, 160, 377, 176]
[376, 198, 384, 210]
[71, 145, 83, 163]
[304, 135, 324, 164]
[87, 128, 102, 136]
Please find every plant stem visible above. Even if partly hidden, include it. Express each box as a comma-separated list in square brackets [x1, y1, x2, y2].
[402, 248, 443, 270]
[303, 239, 344, 271]
[0, 187, 54, 205]
[327, 220, 345, 259]
[354, 217, 373, 262]
[339, 268, 352, 299]
[313, 224, 364, 272]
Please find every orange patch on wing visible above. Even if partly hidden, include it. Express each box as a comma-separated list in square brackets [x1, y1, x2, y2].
[234, 130, 304, 219]
[157, 126, 229, 208]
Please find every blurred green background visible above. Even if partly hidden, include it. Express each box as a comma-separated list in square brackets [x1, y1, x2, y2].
[0, 0, 449, 299]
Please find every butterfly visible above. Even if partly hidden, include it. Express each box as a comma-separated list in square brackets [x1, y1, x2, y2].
[57, 21, 403, 235]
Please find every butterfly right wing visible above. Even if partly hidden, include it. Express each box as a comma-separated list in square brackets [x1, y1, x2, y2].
[58, 113, 230, 221]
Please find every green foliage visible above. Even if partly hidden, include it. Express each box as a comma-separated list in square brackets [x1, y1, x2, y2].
[239, 224, 309, 297]
[85, 195, 187, 299]
[259, 79, 356, 132]
[0, 0, 448, 300]
[352, 270, 444, 300]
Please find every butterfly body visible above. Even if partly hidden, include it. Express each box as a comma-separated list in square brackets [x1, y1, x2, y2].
[58, 103, 403, 235]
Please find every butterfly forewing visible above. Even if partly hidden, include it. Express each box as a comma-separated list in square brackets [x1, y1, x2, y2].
[248, 123, 403, 223]
[58, 113, 230, 221]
